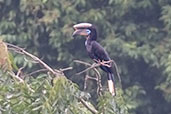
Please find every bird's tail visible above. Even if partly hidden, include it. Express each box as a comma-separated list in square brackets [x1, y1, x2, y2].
[107, 73, 116, 96]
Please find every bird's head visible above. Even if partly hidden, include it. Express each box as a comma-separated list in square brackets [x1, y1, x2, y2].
[72, 23, 97, 40]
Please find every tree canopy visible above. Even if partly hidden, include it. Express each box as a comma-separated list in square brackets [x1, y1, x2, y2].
[0, 0, 171, 113]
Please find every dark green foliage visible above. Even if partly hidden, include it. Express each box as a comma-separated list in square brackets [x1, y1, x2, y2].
[0, 70, 93, 114]
[0, 70, 129, 114]
[0, 0, 171, 113]
[98, 90, 129, 114]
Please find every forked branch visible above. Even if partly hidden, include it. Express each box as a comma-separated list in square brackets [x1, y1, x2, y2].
[6, 43, 62, 77]
[74, 60, 103, 96]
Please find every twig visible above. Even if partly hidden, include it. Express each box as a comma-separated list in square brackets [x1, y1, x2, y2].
[16, 67, 24, 77]
[74, 60, 92, 66]
[74, 60, 101, 75]
[27, 69, 48, 76]
[111, 60, 122, 88]
[85, 75, 97, 81]
[84, 75, 97, 90]
[78, 97, 98, 114]
[8, 72, 35, 92]
[96, 73, 102, 96]
[9, 72, 24, 83]
[84, 75, 88, 90]
[74, 60, 103, 96]
[6, 43, 61, 77]
[59, 67, 73, 72]
[75, 63, 99, 75]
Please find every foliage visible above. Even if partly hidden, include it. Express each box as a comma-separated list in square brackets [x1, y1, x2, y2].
[0, 0, 171, 113]
[98, 90, 129, 114]
[0, 69, 129, 114]
[0, 70, 93, 114]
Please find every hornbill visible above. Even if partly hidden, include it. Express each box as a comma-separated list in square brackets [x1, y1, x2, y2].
[72, 23, 116, 96]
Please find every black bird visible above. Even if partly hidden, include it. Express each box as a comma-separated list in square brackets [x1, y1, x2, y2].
[72, 23, 116, 96]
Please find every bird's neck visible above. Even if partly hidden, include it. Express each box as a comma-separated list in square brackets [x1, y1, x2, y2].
[85, 36, 93, 46]
[85, 37, 93, 53]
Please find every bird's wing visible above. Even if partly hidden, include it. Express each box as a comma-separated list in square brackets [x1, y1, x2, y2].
[91, 42, 116, 96]
[91, 41, 110, 61]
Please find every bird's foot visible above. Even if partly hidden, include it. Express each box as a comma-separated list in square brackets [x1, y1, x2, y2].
[101, 60, 112, 67]
[93, 59, 112, 68]
[102, 60, 113, 64]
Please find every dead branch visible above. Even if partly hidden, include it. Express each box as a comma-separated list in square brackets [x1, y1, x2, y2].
[84, 75, 97, 90]
[75, 63, 99, 75]
[74, 60, 100, 75]
[59, 67, 73, 72]
[74, 60, 103, 96]
[27, 69, 48, 76]
[96, 73, 102, 96]
[85, 75, 97, 81]
[110, 60, 122, 88]
[6, 43, 62, 77]
[74, 59, 121, 96]
[16, 67, 24, 77]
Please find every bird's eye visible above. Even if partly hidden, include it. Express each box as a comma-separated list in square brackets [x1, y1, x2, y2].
[86, 29, 91, 35]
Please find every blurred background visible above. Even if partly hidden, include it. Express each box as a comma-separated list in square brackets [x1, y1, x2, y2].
[0, 0, 171, 113]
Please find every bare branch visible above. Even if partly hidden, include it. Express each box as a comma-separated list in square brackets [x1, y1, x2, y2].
[27, 69, 48, 76]
[9, 72, 24, 83]
[6, 43, 62, 77]
[74, 60, 103, 96]
[84, 75, 97, 90]
[96, 73, 102, 96]
[59, 67, 73, 72]
[75, 63, 99, 75]
[74, 60, 92, 66]
[85, 75, 97, 81]
[16, 67, 24, 77]
[74, 60, 101, 75]
[111, 60, 122, 88]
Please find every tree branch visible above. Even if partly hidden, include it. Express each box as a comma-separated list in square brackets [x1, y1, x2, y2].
[27, 69, 48, 76]
[78, 97, 98, 114]
[84, 75, 97, 90]
[59, 67, 73, 72]
[8, 72, 35, 92]
[74, 59, 121, 96]
[74, 60, 103, 96]
[6, 43, 62, 77]
[111, 60, 122, 88]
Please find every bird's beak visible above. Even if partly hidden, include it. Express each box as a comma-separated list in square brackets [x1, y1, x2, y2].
[72, 29, 90, 38]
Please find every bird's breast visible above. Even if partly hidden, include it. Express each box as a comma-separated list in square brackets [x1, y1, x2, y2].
[85, 42, 95, 59]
